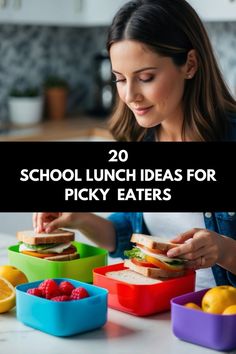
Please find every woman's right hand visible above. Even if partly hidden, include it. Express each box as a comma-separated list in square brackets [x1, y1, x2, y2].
[33, 212, 79, 233]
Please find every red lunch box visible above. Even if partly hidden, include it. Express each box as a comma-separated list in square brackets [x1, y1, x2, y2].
[93, 262, 195, 316]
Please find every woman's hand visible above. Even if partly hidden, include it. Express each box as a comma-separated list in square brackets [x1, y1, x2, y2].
[33, 212, 82, 233]
[167, 228, 224, 270]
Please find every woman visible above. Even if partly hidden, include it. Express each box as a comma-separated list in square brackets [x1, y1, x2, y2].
[33, 0, 236, 289]
[108, 0, 236, 142]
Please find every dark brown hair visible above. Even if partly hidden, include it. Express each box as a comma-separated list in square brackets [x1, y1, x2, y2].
[107, 0, 236, 141]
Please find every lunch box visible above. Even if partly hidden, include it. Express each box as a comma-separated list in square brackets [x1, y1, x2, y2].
[16, 278, 108, 336]
[8, 241, 107, 283]
[93, 262, 195, 316]
[171, 288, 236, 351]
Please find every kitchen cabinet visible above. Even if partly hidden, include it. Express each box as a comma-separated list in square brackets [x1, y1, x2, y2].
[188, 0, 236, 21]
[0, 0, 127, 26]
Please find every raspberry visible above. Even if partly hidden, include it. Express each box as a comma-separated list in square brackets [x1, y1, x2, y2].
[38, 279, 61, 299]
[27, 288, 43, 297]
[51, 295, 70, 302]
[59, 281, 75, 296]
[70, 287, 89, 300]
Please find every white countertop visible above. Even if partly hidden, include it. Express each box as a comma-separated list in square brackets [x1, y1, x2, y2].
[0, 232, 234, 354]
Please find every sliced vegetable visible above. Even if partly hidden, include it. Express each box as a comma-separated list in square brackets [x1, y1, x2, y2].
[145, 255, 184, 271]
[131, 258, 157, 268]
[124, 246, 185, 272]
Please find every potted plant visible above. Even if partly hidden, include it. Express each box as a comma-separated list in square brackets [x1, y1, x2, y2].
[8, 87, 43, 126]
[44, 76, 68, 120]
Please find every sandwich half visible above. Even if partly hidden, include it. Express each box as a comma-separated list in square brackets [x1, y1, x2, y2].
[124, 233, 187, 279]
[17, 229, 79, 261]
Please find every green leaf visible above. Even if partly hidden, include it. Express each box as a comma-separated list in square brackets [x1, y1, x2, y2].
[124, 247, 145, 260]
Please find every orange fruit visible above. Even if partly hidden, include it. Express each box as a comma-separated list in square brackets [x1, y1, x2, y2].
[0, 265, 28, 287]
[223, 305, 236, 315]
[184, 302, 202, 311]
[0, 276, 16, 313]
[202, 286, 236, 314]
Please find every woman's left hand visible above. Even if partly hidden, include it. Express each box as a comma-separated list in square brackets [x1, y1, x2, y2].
[167, 228, 223, 270]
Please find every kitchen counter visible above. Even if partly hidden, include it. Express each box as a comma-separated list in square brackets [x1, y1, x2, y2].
[0, 116, 113, 141]
[0, 233, 233, 354]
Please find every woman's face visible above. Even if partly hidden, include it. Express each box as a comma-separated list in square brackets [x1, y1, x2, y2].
[110, 40, 187, 129]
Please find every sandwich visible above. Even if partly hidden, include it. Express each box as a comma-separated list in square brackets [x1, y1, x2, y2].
[17, 229, 79, 261]
[123, 233, 187, 279]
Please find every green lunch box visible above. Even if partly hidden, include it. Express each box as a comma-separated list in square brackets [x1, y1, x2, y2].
[8, 241, 108, 283]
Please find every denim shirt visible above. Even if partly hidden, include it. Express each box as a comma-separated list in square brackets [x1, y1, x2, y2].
[108, 212, 236, 286]
[108, 113, 236, 287]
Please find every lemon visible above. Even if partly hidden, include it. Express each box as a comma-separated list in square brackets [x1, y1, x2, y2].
[0, 276, 16, 313]
[0, 265, 28, 287]
[222, 304, 236, 315]
[184, 302, 202, 311]
[202, 286, 236, 314]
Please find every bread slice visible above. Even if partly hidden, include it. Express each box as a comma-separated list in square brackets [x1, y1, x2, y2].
[106, 269, 162, 285]
[45, 252, 79, 261]
[131, 233, 178, 252]
[17, 229, 75, 245]
[124, 259, 185, 279]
